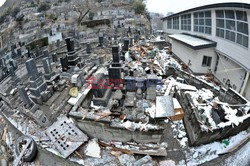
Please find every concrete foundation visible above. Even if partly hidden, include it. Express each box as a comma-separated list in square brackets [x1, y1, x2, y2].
[73, 117, 164, 144]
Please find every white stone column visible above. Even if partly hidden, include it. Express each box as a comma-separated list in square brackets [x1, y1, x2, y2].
[240, 72, 250, 95]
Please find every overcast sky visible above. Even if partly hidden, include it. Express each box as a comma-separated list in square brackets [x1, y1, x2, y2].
[0, 0, 5, 7]
[146, 0, 250, 15]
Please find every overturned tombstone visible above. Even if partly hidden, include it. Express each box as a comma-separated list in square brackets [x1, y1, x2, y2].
[92, 73, 112, 107]
[17, 84, 51, 127]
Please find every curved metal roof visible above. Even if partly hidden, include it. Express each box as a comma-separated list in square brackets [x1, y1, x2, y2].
[162, 2, 250, 20]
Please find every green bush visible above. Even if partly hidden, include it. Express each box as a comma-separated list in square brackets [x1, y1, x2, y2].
[0, 7, 11, 24]
[132, 0, 146, 14]
[38, 3, 51, 12]
[11, 7, 20, 18]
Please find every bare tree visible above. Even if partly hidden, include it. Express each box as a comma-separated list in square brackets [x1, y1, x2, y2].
[73, 0, 97, 25]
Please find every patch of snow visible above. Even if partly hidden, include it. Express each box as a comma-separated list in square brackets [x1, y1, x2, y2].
[121, 120, 162, 132]
[179, 131, 249, 166]
[174, 82, 197, 91]
[145, 104, 156, 118]
[171, 121, 187, 147]
[224, 140, 250, 166]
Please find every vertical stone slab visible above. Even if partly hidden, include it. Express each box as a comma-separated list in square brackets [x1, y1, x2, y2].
[112, 45, 120, 63]
[17, 84, 33, 108]
[25, 58, 39, 81]
[42, 57, 52, 74]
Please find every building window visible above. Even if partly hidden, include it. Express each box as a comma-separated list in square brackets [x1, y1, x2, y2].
[202, 56, 212, 67]
[181, 14, 191, 31]
[194, 11, 211, 34]
[167, 18, 172, 29]
[173, 16, 179, 29]
[216, 10, 249, 48]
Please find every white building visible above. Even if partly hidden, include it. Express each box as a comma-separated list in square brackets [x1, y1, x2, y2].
[162, 2, 250, 100]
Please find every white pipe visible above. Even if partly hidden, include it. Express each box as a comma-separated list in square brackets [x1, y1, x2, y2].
[240, 72, 249, 95]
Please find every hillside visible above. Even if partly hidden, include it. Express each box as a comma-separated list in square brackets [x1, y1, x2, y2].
[0, 0, 33, 12]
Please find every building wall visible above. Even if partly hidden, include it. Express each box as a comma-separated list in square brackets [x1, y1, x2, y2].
[163, 7, 250, 71]
[162, 5, 250, 100]
[244, 77, 250, 100]
[172, 40, 217, 74]
[215, 54, 246, 92]
[73, 118, 163, 144]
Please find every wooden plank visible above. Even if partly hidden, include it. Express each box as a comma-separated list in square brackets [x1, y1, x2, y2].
[99, 141, 167, 156]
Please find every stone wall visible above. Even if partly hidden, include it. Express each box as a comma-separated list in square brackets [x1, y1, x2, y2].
[176, 89, 250, 146]
[70, 115, 164, 143]
[177, 69, 248, 104]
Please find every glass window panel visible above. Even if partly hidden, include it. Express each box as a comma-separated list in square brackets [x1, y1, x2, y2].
[205, 19, 211, 26]
[199, 19, 204, 25]
[225, 10, 235, 19]
[216, 28, 224, 38]
[216, 19, 224, 28]
[202, 56, 207, 66]
[194, 26, 198, 31]
[207, 57, 212, 66]
[205, 11, 211, 18]
[236, 11, 247, 21]
[194, 13, 198, 18]
[243, 35, 248, 47]
[226, 30, 235, 42]
[237, 22, 248, 35]
[199, 12, 204, 18]
[216, 10, 224, 18]
[226, 20, 236, 30]
[237, 33, 243, 45]
[194, 19, 198, 25]
[205, 27, 211, 34]
[199, 26, 204, 32]
[237, 34, 249, 48]
[202, 56, 212, 67]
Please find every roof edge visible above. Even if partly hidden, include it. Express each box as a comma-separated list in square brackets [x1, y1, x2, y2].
[161, 2, 250, 20]
[169, 33, 217, 50]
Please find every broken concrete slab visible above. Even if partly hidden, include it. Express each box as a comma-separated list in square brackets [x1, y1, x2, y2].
[45, 116, 88, 158]
[154, 96, 174, 118]
[85, 138, 101, 158]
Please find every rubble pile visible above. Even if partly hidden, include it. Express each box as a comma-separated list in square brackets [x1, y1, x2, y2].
[0, 2, 249, 164]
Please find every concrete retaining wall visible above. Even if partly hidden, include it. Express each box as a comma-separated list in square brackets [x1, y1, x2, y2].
[72, 117, 164, 144]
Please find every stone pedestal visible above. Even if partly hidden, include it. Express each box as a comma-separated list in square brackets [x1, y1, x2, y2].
[17, 84, 34, 108]
[25, 58, 52, 104]
[65, 37, 80, 67]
